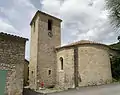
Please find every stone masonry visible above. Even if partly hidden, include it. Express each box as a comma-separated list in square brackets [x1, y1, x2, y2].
[29, 10, 62, 90]
[56, 41, 112, 89]
[56, 48, 74, 89]
[78, 44, 112, 87]
[0, 32, 27, 95]
[29, 11, 113, 90]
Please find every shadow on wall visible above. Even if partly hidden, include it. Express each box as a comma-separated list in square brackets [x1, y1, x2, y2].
[23, 88, 43, 95]
[24, 59, 29, 86]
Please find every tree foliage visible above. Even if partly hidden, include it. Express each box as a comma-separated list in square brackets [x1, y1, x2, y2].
[118, 36, 120, 42]
[106, 0, 120, 27]
[111, 56, 120, 80]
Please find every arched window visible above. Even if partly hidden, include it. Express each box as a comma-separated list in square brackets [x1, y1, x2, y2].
[60, 57, 63, 70]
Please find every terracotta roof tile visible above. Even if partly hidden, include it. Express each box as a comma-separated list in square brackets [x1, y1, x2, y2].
[56, 40, 106, 49]
[30, 10, 62, 25]
[0, 32, 28, 41]
[69, 40, 99, 45]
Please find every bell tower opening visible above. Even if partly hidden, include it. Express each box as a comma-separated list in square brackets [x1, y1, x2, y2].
[48, 19, 52, 31]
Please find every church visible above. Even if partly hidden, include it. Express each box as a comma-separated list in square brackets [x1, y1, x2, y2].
[29, 10, 114, 90]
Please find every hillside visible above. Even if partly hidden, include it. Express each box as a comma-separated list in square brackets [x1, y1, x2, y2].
[110, 42, 120, 49]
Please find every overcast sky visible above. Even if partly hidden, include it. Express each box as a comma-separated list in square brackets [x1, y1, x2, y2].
[0, 0, 119, 60]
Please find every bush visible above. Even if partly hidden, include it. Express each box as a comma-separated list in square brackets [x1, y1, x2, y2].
[111, 56, 120, 80]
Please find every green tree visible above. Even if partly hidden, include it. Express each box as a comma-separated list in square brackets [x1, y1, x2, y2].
[118, 35, 120, 42]
[106, 0, 120, 27]
[111, 56, 120, 80]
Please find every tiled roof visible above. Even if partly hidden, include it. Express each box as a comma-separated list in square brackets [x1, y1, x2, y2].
[0, 32, 28, 41]
[56, 40, 108, 49]
[30, 10, 62, 25]
[68, 40, 100, 45]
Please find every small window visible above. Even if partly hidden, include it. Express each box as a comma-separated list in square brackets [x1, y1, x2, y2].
[60, 57, 63, 70]
[31, 71, 34, 74]
[48, 70, 51, 75]
[48, 20, 52, 30]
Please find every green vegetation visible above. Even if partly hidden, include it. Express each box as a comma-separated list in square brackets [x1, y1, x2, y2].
[110, 42, 120, 81]
[106, 0, 120, 27]
[110, 42, 120, 49]
[105, 0, 120, 81]
[111, 56, 120, 80]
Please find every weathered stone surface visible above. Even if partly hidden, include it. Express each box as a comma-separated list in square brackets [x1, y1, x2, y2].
[29, 11, 61, 90]
[56, 44, 112, 89]
[0, 35, 26, 95]
[56, 48, 75, 89]
[24, 60, 29, 86]
[29, 11, 112, 91]
[78, 45, 112, 87]
[29, 16, 39, 90]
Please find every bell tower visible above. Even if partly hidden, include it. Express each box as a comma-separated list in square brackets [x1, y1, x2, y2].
[29, 10, 62, 89]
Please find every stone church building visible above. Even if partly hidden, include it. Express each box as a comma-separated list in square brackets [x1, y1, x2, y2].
[29, 10, 113, 90]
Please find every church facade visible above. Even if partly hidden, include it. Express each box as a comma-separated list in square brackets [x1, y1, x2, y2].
[29, 10, 112, 90]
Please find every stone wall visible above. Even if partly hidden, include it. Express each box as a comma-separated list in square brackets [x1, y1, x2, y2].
[29, 15, 39, 90]
[56, 48, 74, 89]
[29, 11, 61, 89]
[24, 60, 29, 86]
[56, 44, 112, 89]
[78, 45, 112, 86]
[37, 13, 61, 88]
[0, 36, 26, 95]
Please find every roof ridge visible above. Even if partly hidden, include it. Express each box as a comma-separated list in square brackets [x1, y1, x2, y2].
[56, 40, 105, 49]
[0, 32, 28, 41]
[69, 40, 100, 45]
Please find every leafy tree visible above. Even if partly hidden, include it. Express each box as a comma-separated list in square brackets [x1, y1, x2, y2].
[118, 35, 120, 42]
[106, 0, 120, 27]
[111, 56, 120, 80]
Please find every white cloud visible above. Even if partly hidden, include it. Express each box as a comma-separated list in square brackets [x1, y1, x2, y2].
[0, 0, 37, 60]
[0, 18, 20, 35]
[41, 0, 119, 45]
[0, 0, 119, 60]
[41, 0, 61, 16]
